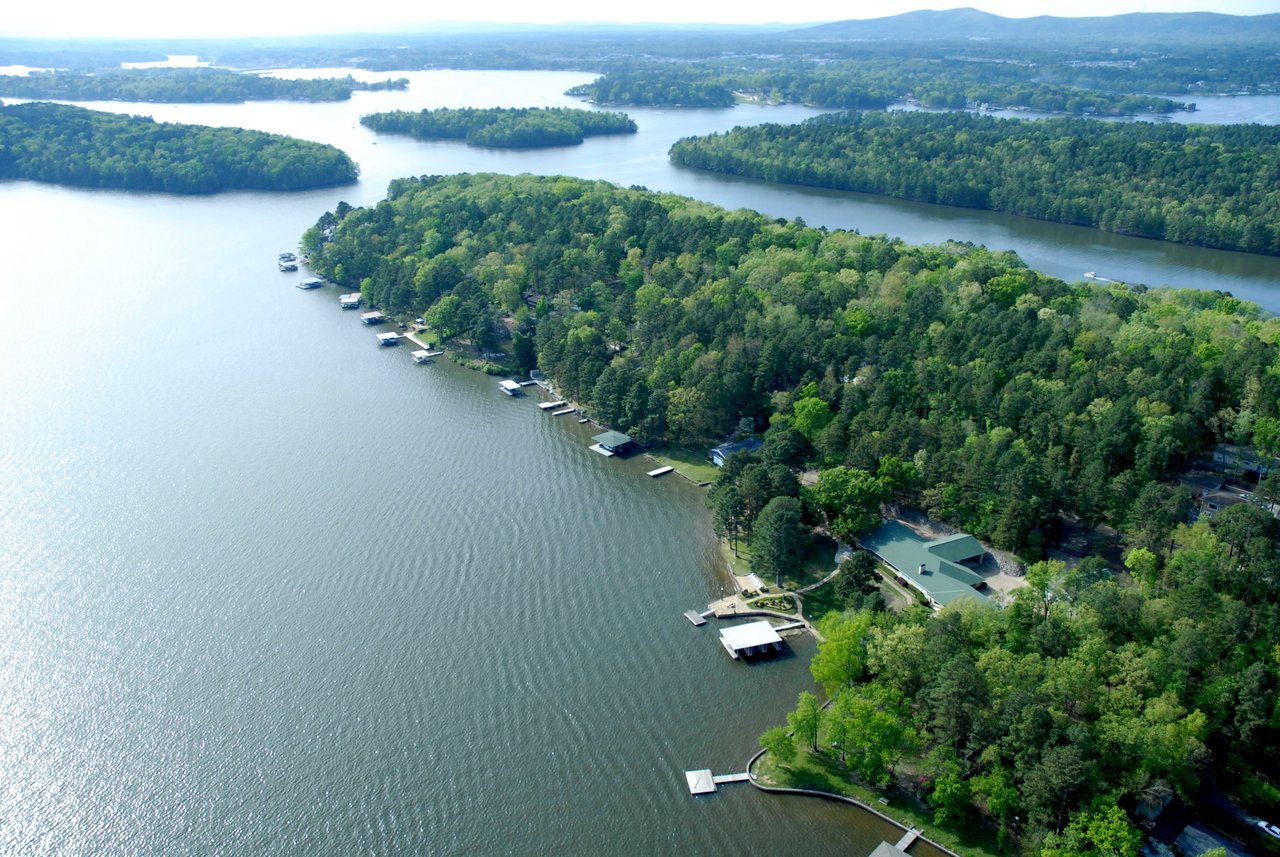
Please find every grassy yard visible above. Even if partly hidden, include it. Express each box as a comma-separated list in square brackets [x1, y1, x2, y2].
[754, 749, 1001, 857]
[648, 447, 721, 485]
[779, 533, 841, 592]
[722, 533, 841, 594]
[798, 579, 844, 623]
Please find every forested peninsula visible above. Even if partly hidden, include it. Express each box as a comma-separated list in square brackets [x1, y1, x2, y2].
[303, 173, 1279, 552]
[670, 112, 1280, 256]
[0, 68, 407, 103]
[302, 172, 1280, 855]
[0, 102, 358, 192]
[359, 107, 636, 148]
[568, 60, 1190, 115]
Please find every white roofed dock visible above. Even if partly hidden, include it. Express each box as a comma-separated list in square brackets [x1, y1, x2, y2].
[719, 620, 783, 659]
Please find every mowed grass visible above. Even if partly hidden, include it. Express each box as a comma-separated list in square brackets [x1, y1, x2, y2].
[649, 447, 721, 485]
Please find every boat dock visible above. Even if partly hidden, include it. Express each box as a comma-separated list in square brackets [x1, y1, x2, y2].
[297, 278, 322, 289]
[538, 400, 567, 410]
[499, 379, 522, 396]
[896, 828, 920, 850]
[551, 407, 576, 416]
[338, 293, 361, 309]
[647, 465, 674, 478]
[376, 332, 400, 346]
[683, 609, 708, 626]
[518, 380, 539, 387]
[360, 310, 385, 325]
[684, 769, 751, 795]
[411, 350, 433, 364]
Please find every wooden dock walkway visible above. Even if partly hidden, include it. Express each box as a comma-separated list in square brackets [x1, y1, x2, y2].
[684, 769, 751, 795]
[895, 828, 920, 850]
[647, 465, 674, 477]
[402, 332, 443, 357]
[538, 400, 567, 410]
[551, 407, 576, 416]
[683, 610, 707, 626]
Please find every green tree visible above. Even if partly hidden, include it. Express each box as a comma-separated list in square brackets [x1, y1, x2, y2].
[835, 551, 880, 608]
[760, 725, 796, 764]
[788, 690, 823, 753]
[809, 466, 887, 543]
[752, 496, 806, 587]
[811, 611, 874, 695]
[1040, 795, 1142, 857]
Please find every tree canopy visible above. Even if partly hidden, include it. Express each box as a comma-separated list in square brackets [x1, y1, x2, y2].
[0, 101, 358, 193]
[0, 68, 406, 103]
[303, 173, 1280, 554]
[360, 107, 636, 148]
[670, 111, 1280, 256]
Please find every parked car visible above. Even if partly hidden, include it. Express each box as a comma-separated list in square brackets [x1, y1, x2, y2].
[1258, 820, 1280, 840]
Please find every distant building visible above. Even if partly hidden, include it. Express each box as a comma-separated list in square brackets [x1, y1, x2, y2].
[710, 437, 764, 467]
[859, 520, 990, 610]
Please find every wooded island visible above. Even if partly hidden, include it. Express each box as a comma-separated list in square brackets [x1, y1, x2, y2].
[0, 102, 358, 192]
[360, 107, 636, 148]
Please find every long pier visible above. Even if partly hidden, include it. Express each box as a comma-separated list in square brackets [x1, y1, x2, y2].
[684, 769, 752, 795]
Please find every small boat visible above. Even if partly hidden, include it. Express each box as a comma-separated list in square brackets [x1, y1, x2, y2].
[278, 252, 296, 262]
[278, 260, 298, 272]
[1084, 271, 1097, 279]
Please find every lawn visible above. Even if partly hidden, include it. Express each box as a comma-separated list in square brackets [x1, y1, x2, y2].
[779, 533, 841, 592]
[753, 749, 1001, 857]
[799, 579, 844, 623]
[648, 447, 721, 485]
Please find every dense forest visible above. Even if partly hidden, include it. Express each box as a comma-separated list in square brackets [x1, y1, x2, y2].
[0, 102, 358, 192]
[0, 68, 407, 103]
[569, 59, 1191, 115]
[565, 67, 736, 108]
[359, 107, 635, 148]
[302, 174, 1280, 557]
[670, 112, 1280, 256]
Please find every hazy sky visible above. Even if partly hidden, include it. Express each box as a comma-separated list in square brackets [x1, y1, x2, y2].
[5, 0, 1276, 39]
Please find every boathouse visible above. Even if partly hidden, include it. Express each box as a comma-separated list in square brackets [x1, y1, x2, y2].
[859, 520, 989, 610]
[719, 621, 783, 659]
[710, 437, 763, 467]
[297, 278, 322, 289]
[589, 430, 633, 457]
[411, 350, 432, 364]
[360, 310, 385, 325]
[498, 379, 523, 396]
[339, 293, 361, 309]
[376, 332, 400, 346]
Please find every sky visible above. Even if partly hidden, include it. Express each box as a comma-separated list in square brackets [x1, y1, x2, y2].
[4, 0, 1276, 39]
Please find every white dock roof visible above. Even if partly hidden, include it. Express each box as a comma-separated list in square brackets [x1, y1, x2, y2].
[376, 332, 400, 341]
[498, 379, 522, 392]
[719, 621, 782, 652]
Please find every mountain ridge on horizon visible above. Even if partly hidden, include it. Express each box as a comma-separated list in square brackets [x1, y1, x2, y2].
[786, 7, 1280, 42]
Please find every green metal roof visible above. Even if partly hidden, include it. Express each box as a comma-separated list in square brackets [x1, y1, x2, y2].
[592, 430, 633, 449]
[860, 520, 990, 608]
[924, 532, 985, 563]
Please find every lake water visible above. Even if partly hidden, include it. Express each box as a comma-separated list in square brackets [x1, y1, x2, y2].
[1, 68, 1277, 855]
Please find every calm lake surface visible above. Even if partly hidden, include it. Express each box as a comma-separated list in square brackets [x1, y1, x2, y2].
[1, 69, 1277, 855]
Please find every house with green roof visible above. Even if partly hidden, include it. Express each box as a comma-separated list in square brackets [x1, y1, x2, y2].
[859, 520, 990, 609]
